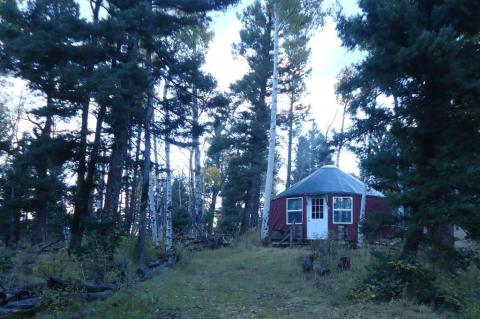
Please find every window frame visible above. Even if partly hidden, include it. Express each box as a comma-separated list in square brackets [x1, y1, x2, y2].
[286, 197, 303, 225]
[332, 196, 353, 225]
[311, 197, 324, 220]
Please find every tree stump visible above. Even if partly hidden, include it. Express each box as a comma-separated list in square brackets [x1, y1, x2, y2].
[338, 256, 351, 270]
[302, 255, 314, 272]
[314, 266, 331, 276]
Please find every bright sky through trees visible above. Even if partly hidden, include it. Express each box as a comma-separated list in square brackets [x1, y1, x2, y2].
[74, 0, 362, 178]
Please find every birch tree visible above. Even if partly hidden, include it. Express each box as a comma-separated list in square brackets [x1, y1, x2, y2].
[135, 0, 155, 266]
[163, 82, 173, 252]
[261, 0, 324, 241]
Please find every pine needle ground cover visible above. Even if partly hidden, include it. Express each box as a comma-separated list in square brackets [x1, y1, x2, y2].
[36, 241, 459, 319]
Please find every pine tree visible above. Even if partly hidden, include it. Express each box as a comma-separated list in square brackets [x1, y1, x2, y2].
[336, 0, 480, 266]
[0, 0, 88, 244]
[220, 0, 273, 233]
[278, 30, 312, 188]
[292, 122, 332, 183]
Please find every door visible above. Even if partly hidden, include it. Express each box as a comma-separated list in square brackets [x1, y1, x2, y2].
[307, 196, 328, 239]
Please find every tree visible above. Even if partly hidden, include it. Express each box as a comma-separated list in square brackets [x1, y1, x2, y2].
[278, 28, 312, 188]
[261, 0, 324, 241]
[0, 0, 239, 256]
[292, 122, 332, 183]
[219, 0, 273, 234]
[336, 0, 480, 268]
[69, 0, 103, 252]
[0, 0, 87, 244]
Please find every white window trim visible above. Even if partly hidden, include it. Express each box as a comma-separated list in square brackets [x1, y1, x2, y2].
[311, 197, 325, 219]
[332, 196, 353, 225]
[286, 197, 303, 225]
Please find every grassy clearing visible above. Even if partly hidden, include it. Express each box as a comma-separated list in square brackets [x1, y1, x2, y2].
[35, 236, 458, 319]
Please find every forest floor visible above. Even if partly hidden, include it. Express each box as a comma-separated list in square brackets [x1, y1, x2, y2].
[35, 237, 457, 319]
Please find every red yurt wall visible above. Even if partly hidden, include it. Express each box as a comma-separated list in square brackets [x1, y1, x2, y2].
[269, 194, 391, 242]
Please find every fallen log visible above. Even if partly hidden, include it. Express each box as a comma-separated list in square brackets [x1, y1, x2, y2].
[81, 290, 114, 302]
[3, 283, 46, 305]
[0, 298, 39, 318]
[147, 258, 169, 269]
[47, 278, 119, 293]
[37, 239, 63, 254]
[137, 255, 180, 282]
[137, 263, 170, 281]
[3, 298, 38, 310]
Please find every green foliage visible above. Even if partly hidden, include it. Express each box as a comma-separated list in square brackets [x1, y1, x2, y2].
[0, 250, 13, 274]
[349, 250, 480, 316]
[117, 236, 164, 264]
[41, 285, 83, 317]
[352, 252, 438, 304]
[218, 0, 273, 233]
[33, 252, 81, 280]
[336, 0, 480, 267]
[360, 213, 396, 242]
[171, 176, 191, 234]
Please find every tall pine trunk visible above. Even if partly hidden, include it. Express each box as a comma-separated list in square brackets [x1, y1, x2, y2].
[124, 126, 142, 234]
[102, 32, 138, 252]
[102, 111, 131, 222]
[69, 0, 102, 251]
[70, 103, 106, 250]
[35, 96, 54, 245]
[261, 3, 279, 241]
[8, 187, 20, 248]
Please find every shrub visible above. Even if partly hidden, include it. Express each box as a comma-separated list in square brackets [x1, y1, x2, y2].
[310, 238, 342, 269]
[351, 252, 438, 304]
[0, 245, 13, 274]
[32, 250, 82, 280]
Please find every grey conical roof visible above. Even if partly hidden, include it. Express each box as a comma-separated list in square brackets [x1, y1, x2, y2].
[276, 165, 384, 198]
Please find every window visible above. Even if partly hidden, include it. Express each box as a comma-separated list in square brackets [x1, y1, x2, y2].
[311, 198, 324, 219]
[333, 197, 353, 224]
[287, 197, 303, 224]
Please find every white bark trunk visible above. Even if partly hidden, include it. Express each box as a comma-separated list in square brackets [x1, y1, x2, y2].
[261, 3, 280, 241]
[192, 79, 203, 238]
[358, 183, 367, 247]
[163, 81, 173, 252]
[153, 134, 164, 241]
[193, 135, 203, 237]
[165, 138, 173, 252]
[336, 102, 347, 167]
[149, 169, 159, 247]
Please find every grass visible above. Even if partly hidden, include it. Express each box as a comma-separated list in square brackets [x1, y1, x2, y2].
[35, 236, 457, 319]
